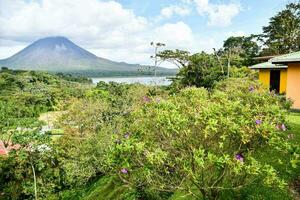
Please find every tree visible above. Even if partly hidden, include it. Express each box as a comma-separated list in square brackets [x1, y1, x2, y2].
[156, 49, 190, 68]
[0, 130, 59, 200]
[261, 3, 300, 55]
[171, 52, 225, 89]
[223, 36, 259, 66]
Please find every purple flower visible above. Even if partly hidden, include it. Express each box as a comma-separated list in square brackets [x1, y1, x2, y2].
[124, 133, 130, 139]
[143, 96, 151, 103]
[255, 120, 262, 125]
[120, 168, 128, 174]
[235, 154, 244, 163]
[281, 124, 287, 131]
[249, 86, 255, 92]
[276, 123, 287, 131]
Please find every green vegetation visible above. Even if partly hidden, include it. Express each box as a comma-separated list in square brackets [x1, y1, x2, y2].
[55, 111, 300, 200]
[0, 69, 91, 200]
[1, 68, 299, 199]
[260, 3, 300, 55]
[157, 2, 300, 90]
[0, 3, 300, 200]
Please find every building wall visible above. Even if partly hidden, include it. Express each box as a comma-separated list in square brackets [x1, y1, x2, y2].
[258, 69, 287, 94]
[280, 69, 287, 94]
[286, 63, 300, 109]
[259, 69, 270, 89]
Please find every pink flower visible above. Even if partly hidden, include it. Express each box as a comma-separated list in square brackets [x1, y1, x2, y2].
[142, 96, 151, 103]
[0, 148, 7, 156]
[255, 120, 262, 125]
[281, 124, 287, 131]
[120, 168, 129, 174]
[0, 140, 21, 156]
[276, 124, 287, 131]
[7, 144, 21, 151]
[0, 141, 7, 155]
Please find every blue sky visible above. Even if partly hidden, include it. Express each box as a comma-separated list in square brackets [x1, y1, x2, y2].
[116, 0, 286, 39]
[0, 0, 291, 67]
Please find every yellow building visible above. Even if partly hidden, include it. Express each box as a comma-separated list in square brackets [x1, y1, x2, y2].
[250, 51, 300, 110]
[250, 62, 287, 94]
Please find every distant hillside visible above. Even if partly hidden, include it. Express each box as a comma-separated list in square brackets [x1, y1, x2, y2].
[0, 36, 177, 77]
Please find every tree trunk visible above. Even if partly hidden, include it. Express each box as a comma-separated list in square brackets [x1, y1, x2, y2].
[31, 162, 38, 200]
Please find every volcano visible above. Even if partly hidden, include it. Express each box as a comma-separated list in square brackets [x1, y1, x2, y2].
[0, 36, 176, 76]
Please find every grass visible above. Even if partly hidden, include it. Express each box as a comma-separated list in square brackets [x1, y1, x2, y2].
[238, 112, 300, 200]
[60, 176, 135, 200]
[83, 176, 136, 200]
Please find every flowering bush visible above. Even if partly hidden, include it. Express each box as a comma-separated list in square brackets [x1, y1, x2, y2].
[109, 78, 292, 199]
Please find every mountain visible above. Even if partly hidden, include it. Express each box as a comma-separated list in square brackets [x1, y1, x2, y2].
[0, 36, 176, 77]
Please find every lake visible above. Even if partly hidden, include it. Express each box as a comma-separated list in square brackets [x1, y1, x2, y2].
[91, 76, 172, 86]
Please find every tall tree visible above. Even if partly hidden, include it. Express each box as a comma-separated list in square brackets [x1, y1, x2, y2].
[156, 49, 190, 68]
[261, 3, 300, 55]
[223, 36, 259, 66]
[175, 52, 225, 89]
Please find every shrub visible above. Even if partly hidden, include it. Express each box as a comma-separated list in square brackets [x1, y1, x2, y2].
[229, 66, 258, 79]
[55, 83, 164, 188]
[109, 78, 292, 199]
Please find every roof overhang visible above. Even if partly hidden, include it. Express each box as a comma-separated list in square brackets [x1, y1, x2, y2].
[272, 60, 300, 64]
[270, 51, 300, 64]
[249, 62, 287, 69]
[253, 55, 278, 61]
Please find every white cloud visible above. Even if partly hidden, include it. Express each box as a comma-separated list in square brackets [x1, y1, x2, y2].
[194, 0, 241, 27]
[0, 0, 199, 66]
[0, 0, 226, 67]
[181, 0, 193, 4]
[194, 0, 210, 14]
[160, 5, 191, 19]
[0, 45, 26, 59]
[0, 39, 28, 59]
[0, 0, 147, 45]
[153, 22, 194, 48]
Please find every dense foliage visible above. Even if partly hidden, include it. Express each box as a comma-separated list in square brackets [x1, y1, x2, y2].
[0, 69, 90, 199]
[260, 3, 300, 55]
[0, 69, 88, 132]
[108, 78, 293, 199]
[0, 68, 299, 200]
[171, 52, 225, 89]
[222, 36, 259, 66]
[168, 52, 256, 90]
[1, 3, 300, 199]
